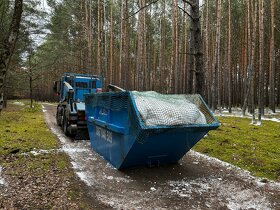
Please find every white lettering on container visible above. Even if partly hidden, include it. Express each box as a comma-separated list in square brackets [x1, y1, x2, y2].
[95, 126, 113, 143]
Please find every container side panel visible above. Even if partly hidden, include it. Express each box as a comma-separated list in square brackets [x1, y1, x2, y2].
[119, 129, 208, 169]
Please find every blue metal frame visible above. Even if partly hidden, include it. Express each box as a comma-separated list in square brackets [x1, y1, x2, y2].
[85, 91, 219, 170]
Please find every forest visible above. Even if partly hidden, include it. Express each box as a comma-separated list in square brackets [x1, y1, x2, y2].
[1, 1, 280, 208]
[1, 0, 279, 117]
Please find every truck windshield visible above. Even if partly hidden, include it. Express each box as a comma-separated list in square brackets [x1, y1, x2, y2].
[76, 82, 88, 88]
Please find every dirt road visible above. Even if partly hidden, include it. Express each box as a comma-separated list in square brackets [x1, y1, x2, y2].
[43, 103, 280, 210]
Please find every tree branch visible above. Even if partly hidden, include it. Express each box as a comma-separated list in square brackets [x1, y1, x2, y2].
[178, 6, 194, 20]
[125, 0, 160, 21]
[181, 0, 193, 8]
[32, 75, 40, 82]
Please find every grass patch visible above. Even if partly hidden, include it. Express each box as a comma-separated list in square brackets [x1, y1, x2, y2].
[0, 100, 93, 209]
[0, 101, 57, 155]
[0, 100, 61, 176]
[194, 116, 280, 180]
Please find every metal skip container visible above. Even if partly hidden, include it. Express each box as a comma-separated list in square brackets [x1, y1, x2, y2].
[84, 91, 219, 170]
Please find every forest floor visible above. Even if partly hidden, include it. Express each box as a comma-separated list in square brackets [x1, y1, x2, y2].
[0, 101, 109, 209]
[0, 101, 280, 209]
[219, 107, 280, 122]
[194, 115, 280, 180]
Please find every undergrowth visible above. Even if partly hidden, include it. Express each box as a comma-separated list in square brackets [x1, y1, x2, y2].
[0, 101, 57, 156]
[0, 100, 91, 209]
[194, 116, 280, 180]
[1, 100, 279, 182]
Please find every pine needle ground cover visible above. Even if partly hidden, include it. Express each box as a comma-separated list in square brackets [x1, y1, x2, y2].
[194, 116, 280, 180]
[0, 101, 91, 209]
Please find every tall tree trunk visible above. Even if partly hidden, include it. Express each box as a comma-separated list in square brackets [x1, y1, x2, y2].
[0, 0, 23, 113]
[258, 0, 264, 123]
[228, 0, 232, 113]
[182, 2, 187, 94]
[88, 0, 93, 73]
[242, 0, 257, 118]
[205, 0, 211, 105]
[216, 0, 222, 114]
[159, 0, 166, 93]
[211, 0, 221, 111]
[84, 0, 89, 73]
[241, 0, 248, 110]
[80, 0, 85, 72]
[123, 0, 129, 89]
[109, 0, 114, 84]
[186, 0, 204, 96]
[193, 0, 204, 96]
[171, 0, 179, 93]
[103, 0, 107, 84]
[97, 0, 102, 75]
[241, 0, 251, 116]
[27, 55, 33, 108]
[250, 0, 257, 123]
[136, 0, 146, 90]
[269, 0, 275, 113]
[29, 73, 33, 108]
[119, 0, 128, 88]
[188, 21, 194, 94]
[119, 0, 124, 87]
[142, 6, 147, 91]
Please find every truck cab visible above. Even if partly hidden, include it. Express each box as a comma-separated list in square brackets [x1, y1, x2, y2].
[53, 73, 103, 138]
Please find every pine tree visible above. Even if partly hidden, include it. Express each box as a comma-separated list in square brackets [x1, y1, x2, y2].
[269, 0, 276, 113]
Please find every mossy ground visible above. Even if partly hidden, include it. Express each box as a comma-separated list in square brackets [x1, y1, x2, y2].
[194, 116, 280, 180]
[0, 100, 90, 209]
[0, 101, 57, 155]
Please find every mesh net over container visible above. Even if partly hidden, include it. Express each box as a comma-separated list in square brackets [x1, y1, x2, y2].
[132, 91, 207, 126]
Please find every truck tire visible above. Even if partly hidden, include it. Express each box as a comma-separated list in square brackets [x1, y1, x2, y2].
[56, 106, 65, 126]
[56, 108, 62, 126]
[62, 112, 70, 136]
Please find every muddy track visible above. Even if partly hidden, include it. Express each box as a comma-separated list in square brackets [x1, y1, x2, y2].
[43, 103, 280, 210]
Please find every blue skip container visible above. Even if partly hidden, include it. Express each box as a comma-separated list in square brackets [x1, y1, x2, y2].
[84, 91, 219, 169]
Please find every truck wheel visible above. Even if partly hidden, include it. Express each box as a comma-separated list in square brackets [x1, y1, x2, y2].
[56, 109, 62, 126]
[63, 113, 70, 136]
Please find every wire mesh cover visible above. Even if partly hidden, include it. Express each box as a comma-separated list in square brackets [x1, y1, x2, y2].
[132, 91, 207, 126]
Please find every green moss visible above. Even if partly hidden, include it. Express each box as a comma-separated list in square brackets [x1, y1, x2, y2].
[57, 157, 67, 169]
[0, 101, 57, 156]
[0, 100, 92, 208]
[194, 116, 280, 180]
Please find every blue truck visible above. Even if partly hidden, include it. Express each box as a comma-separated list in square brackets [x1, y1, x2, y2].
[52, 73, 219, 169]
[53, 73, 103, 138]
